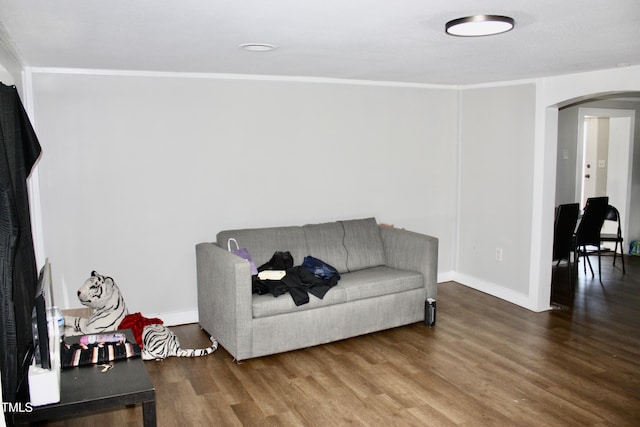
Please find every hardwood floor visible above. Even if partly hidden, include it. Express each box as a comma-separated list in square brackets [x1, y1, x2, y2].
[43, 256, 639, 426]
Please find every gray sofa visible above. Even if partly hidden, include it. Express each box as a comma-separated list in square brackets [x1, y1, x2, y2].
[196, 217, 438, 361]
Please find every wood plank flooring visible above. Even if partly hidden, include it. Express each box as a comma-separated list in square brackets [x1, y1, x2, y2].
[42, 255, 639, 426]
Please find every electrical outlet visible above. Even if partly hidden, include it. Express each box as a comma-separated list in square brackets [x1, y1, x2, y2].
[495, 248, 503, 262]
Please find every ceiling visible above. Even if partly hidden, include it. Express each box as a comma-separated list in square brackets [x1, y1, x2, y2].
[0, 0, 639, 86]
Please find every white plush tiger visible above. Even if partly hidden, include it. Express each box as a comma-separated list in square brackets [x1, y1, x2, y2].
[64, 271, 127, 336]
[64, 271, 218, 361]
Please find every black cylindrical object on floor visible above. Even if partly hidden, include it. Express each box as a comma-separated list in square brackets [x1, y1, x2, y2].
[424, 298, 436, 326]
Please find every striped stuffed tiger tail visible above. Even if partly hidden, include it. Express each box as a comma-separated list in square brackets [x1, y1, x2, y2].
[141, 323, 218, 361]
[175, 338, 219, 358]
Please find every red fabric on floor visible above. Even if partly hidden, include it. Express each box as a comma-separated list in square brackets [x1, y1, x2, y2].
[118, 312, 163, 348]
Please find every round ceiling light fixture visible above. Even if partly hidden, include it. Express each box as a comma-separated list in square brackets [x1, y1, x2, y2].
[445, 15, 515, 37]
[240, 43, 278, 52]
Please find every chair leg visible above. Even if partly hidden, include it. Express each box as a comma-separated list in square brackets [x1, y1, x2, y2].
[611, 240, 626, 274]
[572, 249, 579, 286]
[583, 246, 594, 276]
[598, 247, 602, 284]
[567, 257, 574, 294]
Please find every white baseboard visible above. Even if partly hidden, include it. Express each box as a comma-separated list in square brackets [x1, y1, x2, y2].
[437, 270, 456, 283]
[145, 309, 199, 327]
[449, 272, 543, 312]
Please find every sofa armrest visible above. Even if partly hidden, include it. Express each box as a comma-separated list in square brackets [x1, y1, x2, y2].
[379, 226, 438, 300]
[196, 242, 253, 360]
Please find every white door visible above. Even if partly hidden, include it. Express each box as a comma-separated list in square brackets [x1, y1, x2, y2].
[580, 116, 602, 205]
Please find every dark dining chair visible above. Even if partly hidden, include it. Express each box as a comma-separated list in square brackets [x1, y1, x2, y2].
[553, 203, 580, 289]
[574, 196, 609, 283]
[600, 204, 625, 274]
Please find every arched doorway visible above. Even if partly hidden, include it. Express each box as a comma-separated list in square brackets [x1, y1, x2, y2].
[527, 67, 640, 313]
[551, 91, 640, 305]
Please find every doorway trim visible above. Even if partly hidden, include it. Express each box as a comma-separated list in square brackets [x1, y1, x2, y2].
[533, 67, 640, 312]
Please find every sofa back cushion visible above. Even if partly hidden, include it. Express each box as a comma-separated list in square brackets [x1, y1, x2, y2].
[340, 218, 386, 272]
[216, 217, 385, 274]
[302, 221, 349, 273]
[303, 217, 385, 273]
[216, 226, 308, 268]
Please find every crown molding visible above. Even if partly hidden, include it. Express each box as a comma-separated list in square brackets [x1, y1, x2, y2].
[28, 66, 458, 90]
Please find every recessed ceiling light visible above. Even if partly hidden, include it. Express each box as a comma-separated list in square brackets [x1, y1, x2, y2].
[240, 43, 278, 52]
[446, 15, 515, 37]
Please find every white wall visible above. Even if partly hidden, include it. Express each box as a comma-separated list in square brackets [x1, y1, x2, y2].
[0, 30, 24, 92]
[30, 71, 459, 322]
[0, 65, 13, 86]
[455, 84, 537, 304]
[0, 40, 20, 87]
[24, 63, 640, 320]
[556, 107, 580, 205]
[444, 66, 640, 313]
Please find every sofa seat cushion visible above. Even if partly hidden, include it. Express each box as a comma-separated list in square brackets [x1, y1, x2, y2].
[252, 286, 348, 319]
[338, 266, 423, 302]
[251, 266, 422, 319]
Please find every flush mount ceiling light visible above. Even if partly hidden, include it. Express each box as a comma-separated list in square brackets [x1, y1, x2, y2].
[240, 43, 278, 52]
[445, 15, 515, 37]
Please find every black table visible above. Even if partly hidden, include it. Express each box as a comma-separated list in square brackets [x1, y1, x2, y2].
[16, 329, 156, 426]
